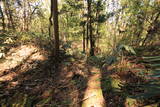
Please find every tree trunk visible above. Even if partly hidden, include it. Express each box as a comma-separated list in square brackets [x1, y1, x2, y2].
[52, 0, 59, 64]
[83, 24, 86, 53]
[49, 0, 53, 38]
[142, 12, 160, 46]
[23, 0, 27, 31]
[95, 4, 100, 48]
[0, 4, 5, 31]
[86, 22, 89, 49]
[26, 0, 30, 31]
[87, 0, 95, 56]
[5, 0, 15, 30]
[86, 0, 89, 52]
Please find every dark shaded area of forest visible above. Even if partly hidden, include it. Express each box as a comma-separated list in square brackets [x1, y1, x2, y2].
[0, 0, 160, 107]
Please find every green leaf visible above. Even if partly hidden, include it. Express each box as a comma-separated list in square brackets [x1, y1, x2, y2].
[117, 44, 136, 55]
[143, 58, 160, 62]
[142, 56, 160, 59]
[149, 64, 160, 68]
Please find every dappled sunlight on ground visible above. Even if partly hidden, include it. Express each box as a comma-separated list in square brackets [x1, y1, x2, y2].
[0, 44, 47, 85]
[51, 59, 89, 106]
[0, 43, 54, 106]
[0, 41, 104, 106]
[0, 45, 38, 73]
[82, 67, 106, 107]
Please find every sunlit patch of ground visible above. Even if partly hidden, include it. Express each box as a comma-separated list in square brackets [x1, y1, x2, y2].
[0, 45, 37, 73]
[0, 44, 52, 106]
[0, 41, 90, 106]
[0, 41, 107, 106]
[82, 67, 106, 107]
[0, 45, 47, 82]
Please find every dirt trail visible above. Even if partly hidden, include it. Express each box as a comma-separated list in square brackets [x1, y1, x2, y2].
[0, 43, 107, 106]
[82, 66, 106, 107]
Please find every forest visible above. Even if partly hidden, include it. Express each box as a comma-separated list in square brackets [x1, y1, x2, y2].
[0, 0, 160, 107]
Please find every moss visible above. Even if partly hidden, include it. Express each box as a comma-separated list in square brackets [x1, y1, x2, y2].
[102, 77, 122, 92]
[111, 78, 121, 90]
[125, 97, 137, 107]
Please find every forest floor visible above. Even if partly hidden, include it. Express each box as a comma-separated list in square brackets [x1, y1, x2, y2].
[0, 41, 160, 107]
[0, 42, 106, 107]
[101, 46, 160, 107]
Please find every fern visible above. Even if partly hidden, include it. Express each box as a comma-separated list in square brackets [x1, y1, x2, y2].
[117, 44, 136, 55]
[130, 55, 160, 103]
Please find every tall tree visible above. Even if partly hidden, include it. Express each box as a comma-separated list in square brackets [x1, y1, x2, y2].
[23, 0, 27, 31]
[49, 0, 53, 38]
[87, 0, 95, 56]
[4, 0, 15, 30]
[51, 0, 59, 64]
[0, 0, 5, 31]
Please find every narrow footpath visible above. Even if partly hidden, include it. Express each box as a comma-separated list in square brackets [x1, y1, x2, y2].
[82, 66, 106, 107]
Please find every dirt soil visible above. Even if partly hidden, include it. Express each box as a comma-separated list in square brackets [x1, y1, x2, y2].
[0, 43, 106, 107]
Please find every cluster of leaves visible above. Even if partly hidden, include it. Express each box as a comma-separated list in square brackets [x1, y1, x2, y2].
[0, 30, 52, 58]
[59, 0, 84, 40]
[105, 0, 160, 49]
[116, 44, 136, 55]
[0, 0, 48, 32]
[121, 0, 160, 46]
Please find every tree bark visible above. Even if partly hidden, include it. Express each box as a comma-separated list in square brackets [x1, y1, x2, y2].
[83, 24, 86, 53]
[5, 0, 15, 30]
[86, 22, 89, 49]
[87, 0, 95, 56]
[86, 0, 89, 52]
[3, 0, 9, 30]
[52, 0, 59, 64]
[23, 0, 27, 31]
[49, 0, 53, 38]
[142, 12, 160, 46]
[0, 3, 5, 31]
[95, 3, 100, 48]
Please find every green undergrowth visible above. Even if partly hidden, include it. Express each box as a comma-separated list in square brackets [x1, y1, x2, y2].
[102, 77, 122, 92]
[101, 45, 160, 107]
[0, 31, 51, 58]
[0, 90, 54, 107]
